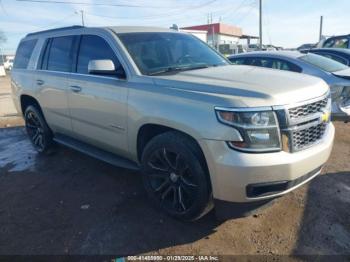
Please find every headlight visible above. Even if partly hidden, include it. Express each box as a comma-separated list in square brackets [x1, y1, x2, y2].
[215, 107, 281, 152]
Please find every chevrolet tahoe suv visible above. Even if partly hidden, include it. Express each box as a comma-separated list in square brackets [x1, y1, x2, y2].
[11, 26, 335, 220]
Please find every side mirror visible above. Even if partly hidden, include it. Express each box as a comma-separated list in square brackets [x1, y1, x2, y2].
[88, 59, 115, 75]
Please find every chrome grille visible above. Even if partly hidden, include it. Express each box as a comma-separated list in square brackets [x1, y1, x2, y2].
[281, 95, 330, 152]
[288, 97, 328, 119]
[290, 123, 327, 151]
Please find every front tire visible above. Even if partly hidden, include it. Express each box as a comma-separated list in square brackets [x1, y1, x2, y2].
[141, 131, 212, 221]
[24, 105, 53, 153]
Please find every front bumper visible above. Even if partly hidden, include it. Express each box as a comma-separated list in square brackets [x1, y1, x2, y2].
[199, 123, 335, 203]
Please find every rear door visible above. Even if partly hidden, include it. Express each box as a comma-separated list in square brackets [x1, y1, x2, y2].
[11, 39, 38, 112]
[36, 35, 78, 134]
[67, 34, 129, 156]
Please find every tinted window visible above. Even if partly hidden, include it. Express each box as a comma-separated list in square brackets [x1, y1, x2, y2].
[117, 32, 228, 75]
[242, 57, 302, 73]
[299, 53, 348, 72]
[229, 57, 246, 65]
[13, 39, 37, 69]
[47, 36, 75, 72]
[270, 59, 302, 73]
[77, 35, 125, 78]
[324, 37, 349, 48]
[314, 52, 348, 65]
[250, 58, 271, 67]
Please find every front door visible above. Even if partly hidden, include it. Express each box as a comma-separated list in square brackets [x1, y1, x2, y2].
[67, 34, 129, 156]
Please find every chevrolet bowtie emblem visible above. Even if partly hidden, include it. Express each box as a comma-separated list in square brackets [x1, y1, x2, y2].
[321, 111, 330, 123]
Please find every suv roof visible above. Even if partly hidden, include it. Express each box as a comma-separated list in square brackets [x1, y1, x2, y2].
[25, 25, 177, 38]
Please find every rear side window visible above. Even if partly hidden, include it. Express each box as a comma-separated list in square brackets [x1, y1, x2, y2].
[270, 59, 302, 73]
[77, 35, 125, 78]
[46, 36, 76, 72]
[241, 57, 302, 73]
[299, 53, 348, 72]
[314, 52, 348, 65]
[13, 39, 37, 69]
[229, 57, 246, 65]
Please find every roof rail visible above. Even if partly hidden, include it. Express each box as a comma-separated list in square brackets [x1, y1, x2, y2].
[26, 25, 84, 37]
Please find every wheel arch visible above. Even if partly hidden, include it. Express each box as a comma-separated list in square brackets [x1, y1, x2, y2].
[137, 124, 200, 158]
[20, 94, 43, 116]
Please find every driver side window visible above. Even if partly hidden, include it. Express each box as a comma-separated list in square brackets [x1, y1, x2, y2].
[77, 35, 126, 78]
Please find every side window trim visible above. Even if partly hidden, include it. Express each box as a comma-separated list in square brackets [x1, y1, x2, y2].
[38, 38, 51, 70]
[45, 38, 53, 71]
[72, 35, 82, 73]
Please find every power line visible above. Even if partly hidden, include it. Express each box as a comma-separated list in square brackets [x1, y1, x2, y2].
[219, 0, 250, 21]
[15, 0, 215, 9]
[83, 0, 218, 21]
[234, 0, 257, 25]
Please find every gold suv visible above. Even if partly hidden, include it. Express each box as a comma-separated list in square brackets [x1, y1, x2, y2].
[11, 26, 334, 220]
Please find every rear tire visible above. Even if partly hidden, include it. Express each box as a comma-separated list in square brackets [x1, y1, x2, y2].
[24, 105, 53, 154]
[141, 131, 212, 221]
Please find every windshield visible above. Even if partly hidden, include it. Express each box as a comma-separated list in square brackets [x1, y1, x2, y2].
[299, 53, 348, 72]
[117, 32, 229, 75]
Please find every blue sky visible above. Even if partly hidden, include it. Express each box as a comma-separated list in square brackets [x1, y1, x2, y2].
[1, 0, 350, 54]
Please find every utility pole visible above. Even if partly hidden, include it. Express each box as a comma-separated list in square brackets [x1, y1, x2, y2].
[259, 0, 262, 50]
[80, 10, 85, 26]
[319, 16, 323, 41]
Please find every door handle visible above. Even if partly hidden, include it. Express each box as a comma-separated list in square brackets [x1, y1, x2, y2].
[36, 79, 44, 86]
[70, 85, 82, 93]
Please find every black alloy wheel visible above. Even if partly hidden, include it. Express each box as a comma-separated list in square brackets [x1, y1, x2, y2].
[142, 132, 211, 221]
[24, 105, 53, 153]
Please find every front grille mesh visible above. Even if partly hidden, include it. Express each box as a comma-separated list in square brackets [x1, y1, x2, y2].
[288, 97, 328, 119]
[291, 123, 327, 151]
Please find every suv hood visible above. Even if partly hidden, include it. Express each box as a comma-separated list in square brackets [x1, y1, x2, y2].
[152, 65, 329, 107]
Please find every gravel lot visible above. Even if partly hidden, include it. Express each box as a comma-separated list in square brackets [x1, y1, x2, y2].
[0, 75, 349, 255]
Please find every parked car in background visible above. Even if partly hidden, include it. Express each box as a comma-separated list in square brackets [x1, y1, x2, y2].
[228, 51, 350, 121]
[302, 48, 350, 66]
[247, 44, 274, 52]
[265, 45, 278, 51]
[11, 26, 335, 220]
[247, 44, 260, 52]
[0, 64, 6, 77]
[317, 34, 350, 49]
[297, 43, 316, 51]
[4, 58, 14, 70]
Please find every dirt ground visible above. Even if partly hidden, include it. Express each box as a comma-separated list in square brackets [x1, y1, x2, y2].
[0, 75, 349, 256]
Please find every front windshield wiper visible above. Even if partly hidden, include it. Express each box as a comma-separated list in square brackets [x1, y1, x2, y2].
[148, 64, 211, 76]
